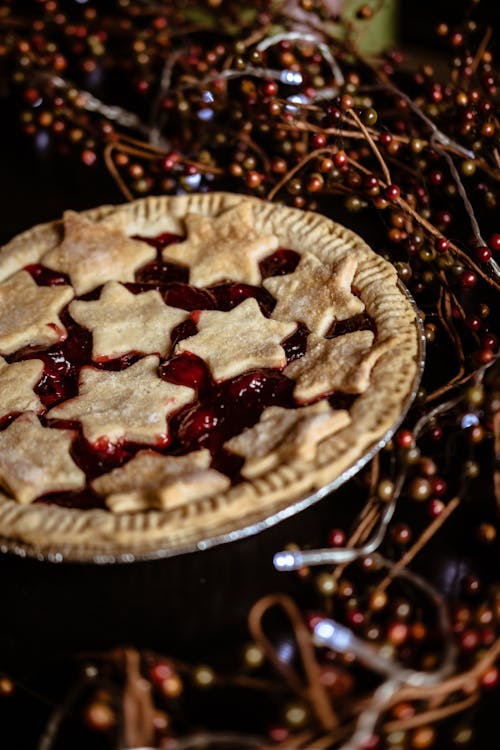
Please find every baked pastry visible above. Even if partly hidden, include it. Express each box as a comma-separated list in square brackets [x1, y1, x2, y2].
[0, 193, 421, 560]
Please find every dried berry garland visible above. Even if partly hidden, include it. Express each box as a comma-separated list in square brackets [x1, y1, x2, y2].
[0, 1, 499, 749]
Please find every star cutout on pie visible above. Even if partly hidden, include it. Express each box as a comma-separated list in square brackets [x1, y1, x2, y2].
[224, 402, 351, 478]
[69, 281, 188, 361]
[48, 355, 195, 446]
[263, 253, 365, 335]
[0, 412, 85, 504]
[161, 203, 279, 287]
[286, 331, 397, 402]
[0, 356, 45, 419]
[41, 211, 156, 295]
[175, 297, 296, 381]
[92, 449, 230, 513]
[0, 270, 74, 355]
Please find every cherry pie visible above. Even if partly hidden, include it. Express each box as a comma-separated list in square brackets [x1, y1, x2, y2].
[0, 193, 420, 560]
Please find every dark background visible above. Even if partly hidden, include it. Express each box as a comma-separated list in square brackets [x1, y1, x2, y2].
[400, 0, 500, 51]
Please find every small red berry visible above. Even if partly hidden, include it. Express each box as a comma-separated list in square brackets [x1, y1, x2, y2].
[475, 246, 492, 262]
[312, 133, 327, 148]
[347, 609, 365, 628]
[431, 477, 447, 496]
[429, 170, 444, 186]
[81, 149, 97, 166]
[481, 666, 499, 689]
[385, 184, 400, 201]
[488, 233, 500, 251]
[263, 80, 278, 96]
[428, 499, 445, 518]
[328, 529, 346, 547]
[397, 429, 414, 448]
[150, 661, 174, 685]
[482, 333, 497, 350]
[436, 237, 449, 253]
[460, 271, 477, 288]
[334, 150, 348, 168]
[460, 629, 480, 651]
[466, 315, 481, 331]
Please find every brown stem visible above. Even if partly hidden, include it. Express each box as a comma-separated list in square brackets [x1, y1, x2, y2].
[104, 143, 134, 201]
[392, 196, 500, 291]
[120, 648, 156, 749]
[424, 286, 466, 403]
[383, 692, 478, 733]
[470, 27, 493, 76]
[248, 594, 340, 732]
[267, 148, 334, 200]
[347, 108, 392, 185]
[375, 496, 460, 595]
[390, 637, 500, 705]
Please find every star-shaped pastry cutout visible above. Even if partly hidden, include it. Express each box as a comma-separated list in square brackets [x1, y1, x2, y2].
[224, 402, 351, 478]
[0, 412, 85, 504]
[175, 298, 296, 381]
[69, 282, 188, 361]
[92, 449, 230, 513]
[286, 332, 397, 402]
[41, 211, 156, 295]
[263, 253, 365, 335]
[0, 356, 45, 418]
[0, 270, 74, 355]
[161, 203, 279, 287]
[48, 355, 195, 446]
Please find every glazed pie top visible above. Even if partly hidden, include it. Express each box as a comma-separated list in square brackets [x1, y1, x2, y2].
[0, 193, 419, 560]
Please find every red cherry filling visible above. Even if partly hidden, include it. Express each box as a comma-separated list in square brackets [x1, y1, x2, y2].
[259, 248, 301, 279]
[283, 323, 309, 363]
[132, 233, 188, 287]
[133, 232, 183, 251]
[34, 488, 105, 510]
[161, 353, 210, 395]
[328, 393, 358, 411]
[177, 404, 220, 451]
[132, 260, 188, 288]
[70, 435, 144, 480]
[172, 369, 295, 455]
[0, 413, 18, 431]
[328, 312, 376, 338]
[12, 318, 92, 408]
[93, 353, 143, 371]
[170, 318, 199, 349]
[25, 264, 71, 286]
[163, 283, 217, 311]
[210, 283, 275, 316]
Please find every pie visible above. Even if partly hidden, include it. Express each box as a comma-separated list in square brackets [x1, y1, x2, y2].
[0, 193, 420, 561]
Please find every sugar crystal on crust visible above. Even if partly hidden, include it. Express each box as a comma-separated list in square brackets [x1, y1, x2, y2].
[92, 449, 230, 512]
[162, 203, 279, 287]
[286, 331, 397, 402]
[48, 355, 195, 445]
[263, 253, 364, 335]
[0, 270, 74, 355]
[175, 298, 296, 381]
[0, 412, 85, 504]
[69, 281, 188, 360]
[0, 356, 45, 418]
[224, 402, 351, 478]
[42, 211, 156, 295]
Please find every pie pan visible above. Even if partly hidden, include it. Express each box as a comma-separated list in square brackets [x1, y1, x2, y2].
[0, 192, 424, 563]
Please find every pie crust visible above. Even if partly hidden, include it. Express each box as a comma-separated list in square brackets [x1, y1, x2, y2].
[0, 193, 421, 561]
